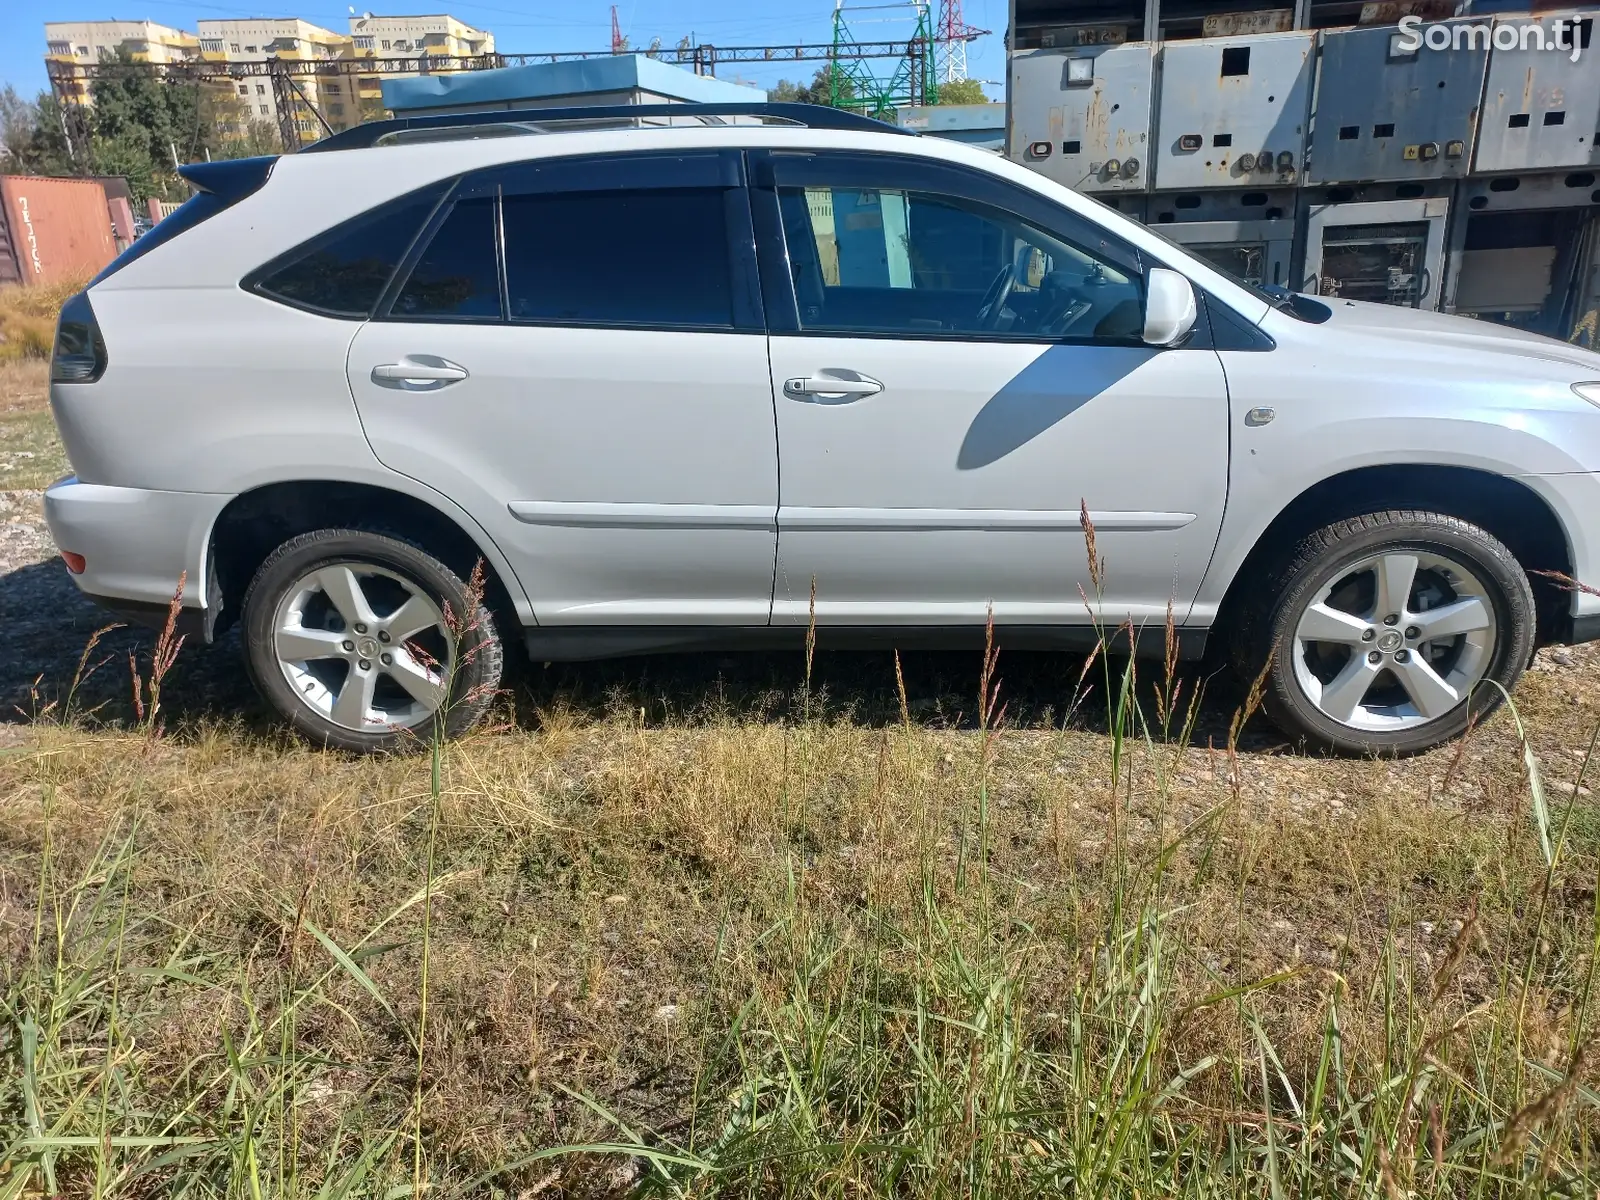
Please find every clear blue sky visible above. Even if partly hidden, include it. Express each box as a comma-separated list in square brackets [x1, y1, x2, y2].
[3, 0, 1008, 103]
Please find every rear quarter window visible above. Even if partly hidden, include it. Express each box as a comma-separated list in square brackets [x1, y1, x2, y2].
[246, 182, 447, 318]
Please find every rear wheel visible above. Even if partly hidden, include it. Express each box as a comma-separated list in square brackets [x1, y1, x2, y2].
[243, 529, 503, 752]
[1236, 511, 1535, 756]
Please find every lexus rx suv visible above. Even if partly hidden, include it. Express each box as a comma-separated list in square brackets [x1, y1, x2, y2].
[43, 103, 1600, 754]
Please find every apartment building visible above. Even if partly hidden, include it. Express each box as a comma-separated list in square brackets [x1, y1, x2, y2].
[196, 18, 352, 141]
[347, 14, 494, 122]
[44, 21, 197, 101]
[43, 14, 496, 142]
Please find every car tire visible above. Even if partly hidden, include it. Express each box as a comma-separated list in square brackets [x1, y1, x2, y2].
[1233, 510, 1535, 756]
[242, 528, 503, 752]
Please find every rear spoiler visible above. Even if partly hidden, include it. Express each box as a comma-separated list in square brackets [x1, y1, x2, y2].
[178, 155, 278, 199]
[90, 156, 278, 286]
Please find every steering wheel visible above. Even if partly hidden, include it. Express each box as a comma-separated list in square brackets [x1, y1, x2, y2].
[975, 263, 1017, 331]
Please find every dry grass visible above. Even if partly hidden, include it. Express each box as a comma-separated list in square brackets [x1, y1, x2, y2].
[0, 359, 66, 491]
[3, 618, 1600, 1195]
[0, 281, 82, 364]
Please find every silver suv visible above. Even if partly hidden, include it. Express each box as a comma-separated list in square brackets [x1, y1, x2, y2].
[43, 103, 1600, 754]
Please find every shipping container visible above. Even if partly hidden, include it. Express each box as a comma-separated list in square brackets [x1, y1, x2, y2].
[0, 176, 118, 288]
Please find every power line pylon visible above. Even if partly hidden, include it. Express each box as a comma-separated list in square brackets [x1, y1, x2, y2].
[935, 0, 977, 83]
[827, 0, 938, 117]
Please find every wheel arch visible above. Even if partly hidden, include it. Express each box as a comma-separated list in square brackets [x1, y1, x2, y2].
[1212, 464, 1574, 646]
[208, 479, 527, 640]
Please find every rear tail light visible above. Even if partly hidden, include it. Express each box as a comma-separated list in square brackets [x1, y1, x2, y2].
[51, 292, 107, 384]
[61, 551, 86, 574]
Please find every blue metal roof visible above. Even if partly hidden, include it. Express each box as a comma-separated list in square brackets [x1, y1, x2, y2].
[382, 54, 766, 113]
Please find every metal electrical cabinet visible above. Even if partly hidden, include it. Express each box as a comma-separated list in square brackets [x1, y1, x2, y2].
[1307, 22, 1489, 184]
[1152, 32, 1315, 190]
[1154, 216, 1297, 287]
[1009, 43, 1156, 194]
[1304, 196, 1451, 307]
[1473, 13, 1600, 174]
[1443, 174, 1600, 335]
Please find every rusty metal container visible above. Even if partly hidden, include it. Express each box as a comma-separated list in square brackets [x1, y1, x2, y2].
[0, 176, 118, 287]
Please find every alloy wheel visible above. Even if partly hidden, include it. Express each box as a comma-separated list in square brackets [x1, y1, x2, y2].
[272, 561, 452, 732]
[1290, 549, 1497, 733]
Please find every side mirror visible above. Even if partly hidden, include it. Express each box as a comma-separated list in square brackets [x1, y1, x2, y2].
[1143, 268, 1198, 346]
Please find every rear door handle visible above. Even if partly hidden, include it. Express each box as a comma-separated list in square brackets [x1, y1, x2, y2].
[371, 357, 469, 389]
[783, 373, 883, 402]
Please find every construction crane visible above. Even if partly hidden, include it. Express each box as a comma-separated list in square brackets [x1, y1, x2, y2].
[610, 6, 626, 54]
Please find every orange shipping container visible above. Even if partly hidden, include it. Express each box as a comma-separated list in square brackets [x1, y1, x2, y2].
[0, 176, 118, 288]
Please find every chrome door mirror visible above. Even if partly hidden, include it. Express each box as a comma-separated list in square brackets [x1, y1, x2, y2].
[1143, 268, 1198, 346]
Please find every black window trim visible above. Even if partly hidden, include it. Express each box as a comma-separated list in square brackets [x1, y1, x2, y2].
[242, 178, 452, 320]
[374, 178, 505, 325]
[373, 148, 765, 335]
[748, 148, 1228, 350]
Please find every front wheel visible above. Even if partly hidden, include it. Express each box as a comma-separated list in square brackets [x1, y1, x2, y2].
[1235, 511, 1536, 756]
[242, 529, 504, 752]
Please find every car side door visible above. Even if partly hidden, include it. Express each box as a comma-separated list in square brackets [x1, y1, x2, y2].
[344, 150, 779, 627]
[751, 150, 1232, 630]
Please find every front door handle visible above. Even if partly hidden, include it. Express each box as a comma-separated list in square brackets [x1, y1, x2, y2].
[783, 373, 884, 402]
[371, 356, 469, 390]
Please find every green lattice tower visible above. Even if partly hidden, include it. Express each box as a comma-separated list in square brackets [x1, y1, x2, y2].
[827, 1, 938, 118]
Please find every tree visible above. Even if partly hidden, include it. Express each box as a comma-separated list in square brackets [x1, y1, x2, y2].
[0, 85, 34, 168]
[936, 78, 988, 105]
[88, 47, 205, 197]
[0, 87, 76, 177]
[769, 66, 854, 108]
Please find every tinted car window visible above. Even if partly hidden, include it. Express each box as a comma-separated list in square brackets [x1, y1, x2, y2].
[251, 184, 443, 318]
[391, 197, 501, 320]
[502, 188, 733, 327]
[777, 184, 1143, 341]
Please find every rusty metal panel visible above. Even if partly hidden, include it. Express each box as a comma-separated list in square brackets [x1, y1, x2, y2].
[1473, 14, 1600, 174]
[1152, 32, 1315, 192]
[1009, 43, 1155, 194]
[0, 207, 20, 287]
[0, 176, 117, 286]
[1202, 10, 1292, 37]
[1306, 22, 1489, 185]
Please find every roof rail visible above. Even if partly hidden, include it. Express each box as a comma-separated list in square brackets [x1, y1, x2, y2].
[300, 101, 910, 153]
